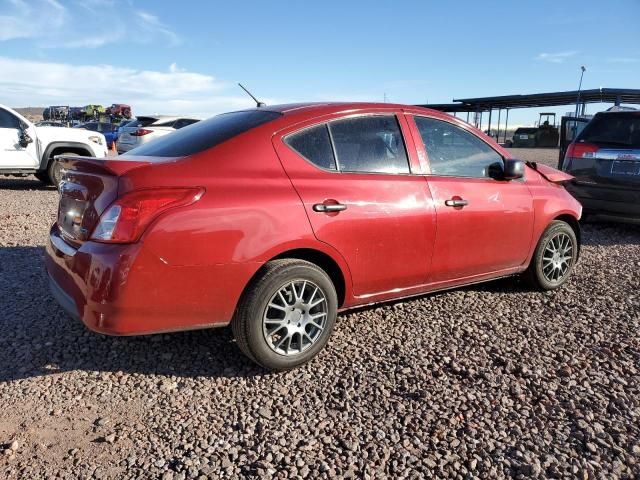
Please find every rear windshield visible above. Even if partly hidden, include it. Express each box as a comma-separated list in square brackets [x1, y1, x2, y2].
[122, 117, 157, 128]
[578, 113, 640, 147]
[127, 110, 282, 157]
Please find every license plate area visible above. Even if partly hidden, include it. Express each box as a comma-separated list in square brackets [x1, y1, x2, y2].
[611, 160, 640, 176]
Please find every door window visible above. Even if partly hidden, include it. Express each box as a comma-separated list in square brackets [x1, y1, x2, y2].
[414, 116, 503, 178]
[0, 108, 21, 129]
[329, 116, 409, 174]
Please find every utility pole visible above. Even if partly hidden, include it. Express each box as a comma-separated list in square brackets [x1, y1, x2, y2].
[574, 66, 586, 119]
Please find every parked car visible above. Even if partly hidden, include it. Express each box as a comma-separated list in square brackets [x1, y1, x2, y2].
[45, 103, 581, 370]
[35, 121, 67, 127]
[74, 121, 119, 149]
[42, 106, 69, 122]
[561, 110, 640, 220]
[116, 115, 199, 153]
[84, 104, 106, 120]
[0, 104, 107, 185]
[105, 104, 132, 119]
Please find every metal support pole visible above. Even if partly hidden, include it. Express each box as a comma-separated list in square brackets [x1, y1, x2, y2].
[487, 109, 492, 136]
[504, 109, 509, 144]
[466, 111, 470, 123]
[496, 109, 502, 143]
[574, 66, 586, 119]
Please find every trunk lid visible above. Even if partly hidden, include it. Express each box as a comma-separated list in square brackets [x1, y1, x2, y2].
[56, 156, 152, 247]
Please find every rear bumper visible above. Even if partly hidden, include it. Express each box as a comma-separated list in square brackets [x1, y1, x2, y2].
[45, 224, 256, 336]
[565, 181, 640, 218]
[48, 273, 81, 322]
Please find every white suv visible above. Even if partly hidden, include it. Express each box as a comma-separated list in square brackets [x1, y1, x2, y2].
[117, 115, 199, 153]
[0, 104, 107, 185]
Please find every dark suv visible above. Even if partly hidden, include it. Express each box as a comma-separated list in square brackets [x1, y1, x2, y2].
[562, 111, 640, 219]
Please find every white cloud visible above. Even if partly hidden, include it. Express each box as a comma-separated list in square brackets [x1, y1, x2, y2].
[0, 57, 264, 117]
[0, 0, 180, 48]
[535, 51, 579, 63]
[606, 57, 639, 64]
[0, 0, 66, 41]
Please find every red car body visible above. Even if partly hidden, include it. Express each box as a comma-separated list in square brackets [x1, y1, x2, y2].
[45, 103, 581, 337]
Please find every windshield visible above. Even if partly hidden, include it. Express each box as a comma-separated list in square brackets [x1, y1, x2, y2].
[127, 110, 282, 157]
[578, 113, 640, 147]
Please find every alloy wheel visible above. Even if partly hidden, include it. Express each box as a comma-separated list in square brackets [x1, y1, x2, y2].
[262, 280, 328, 356]
[541, 232, 574, 283]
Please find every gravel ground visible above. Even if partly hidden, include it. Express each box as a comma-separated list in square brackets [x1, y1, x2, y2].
[1, 148, 639, 479]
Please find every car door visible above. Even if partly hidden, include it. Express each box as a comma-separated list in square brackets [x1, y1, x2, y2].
[0, 107, 38, 169]
[558, 116, 590, 169]
[409, 114, 534, 283]
[274, 112, 437, 298]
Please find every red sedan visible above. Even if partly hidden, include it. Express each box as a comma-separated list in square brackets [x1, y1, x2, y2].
[45, 103, 581, 370]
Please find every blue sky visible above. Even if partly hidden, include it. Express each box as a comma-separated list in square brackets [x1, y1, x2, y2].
[1, 0, 639, 125]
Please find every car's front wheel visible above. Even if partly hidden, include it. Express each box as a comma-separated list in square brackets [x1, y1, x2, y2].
[525, 220, 578, 290]
[232, 259, 338, 370]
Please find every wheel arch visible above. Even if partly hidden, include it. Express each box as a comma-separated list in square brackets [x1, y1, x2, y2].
[39, 142, 94, 171]
[270, 248, 347, 307]
[238, 247, 350, 312]
[553, 213, 581, 259]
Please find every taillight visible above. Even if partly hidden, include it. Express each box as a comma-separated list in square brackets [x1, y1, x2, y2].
[130, 128, 152, 136]
[566, 142, 599, 160]
[90, 188, 204, 243]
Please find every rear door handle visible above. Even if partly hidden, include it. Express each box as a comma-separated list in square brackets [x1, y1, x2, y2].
[313, 203, 347, 213]
[445, 198, 469, 207]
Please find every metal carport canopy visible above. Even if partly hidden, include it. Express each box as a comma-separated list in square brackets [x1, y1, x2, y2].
[418, 88, 640, 112]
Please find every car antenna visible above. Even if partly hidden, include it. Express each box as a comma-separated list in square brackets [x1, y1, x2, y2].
[238, 83, 266, 108]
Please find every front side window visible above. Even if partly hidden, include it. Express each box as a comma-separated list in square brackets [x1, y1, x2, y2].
[329, 116, 409, 174]
[414, 116, 503, 178]
[0, 108, 21, 129]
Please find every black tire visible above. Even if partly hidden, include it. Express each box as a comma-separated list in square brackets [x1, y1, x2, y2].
[525, 220, 578, 290]
[34, 171, 51, 185]
[232, 259, 338, 370]
[47, 152, 78, 186]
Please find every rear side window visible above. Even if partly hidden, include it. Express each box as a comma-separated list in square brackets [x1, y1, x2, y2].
[578, 113, 640, 147]
[329, 115, 409, 174]
[128, 110, 282, 157]
[414, 116, 503, 178]
[285, 124, 336, 171]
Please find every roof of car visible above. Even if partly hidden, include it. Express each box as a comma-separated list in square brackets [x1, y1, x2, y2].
[261, 102, 419, 114]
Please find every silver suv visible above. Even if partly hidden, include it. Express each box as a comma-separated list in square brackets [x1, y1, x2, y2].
[117, 115, 199, 153]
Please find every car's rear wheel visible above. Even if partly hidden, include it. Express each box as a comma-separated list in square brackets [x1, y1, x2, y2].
[232, 259, 338, 370]
[48, 152, 78, 186]
[525, 220, 578, 290]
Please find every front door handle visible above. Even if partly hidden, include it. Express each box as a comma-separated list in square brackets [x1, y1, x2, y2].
[313, 203, 347, 213]
[445, 198, 469, 207]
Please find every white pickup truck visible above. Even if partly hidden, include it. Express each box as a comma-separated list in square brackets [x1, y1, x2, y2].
[0, 104, 107, 185]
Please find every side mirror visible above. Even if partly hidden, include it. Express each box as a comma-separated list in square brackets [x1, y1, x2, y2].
[18, 130, 33, 148]
[502, 159, 525, 180]
[488, 159, 524, 180]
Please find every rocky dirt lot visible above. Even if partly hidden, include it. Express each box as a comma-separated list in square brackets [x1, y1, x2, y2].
[0, 149, 639, 479]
